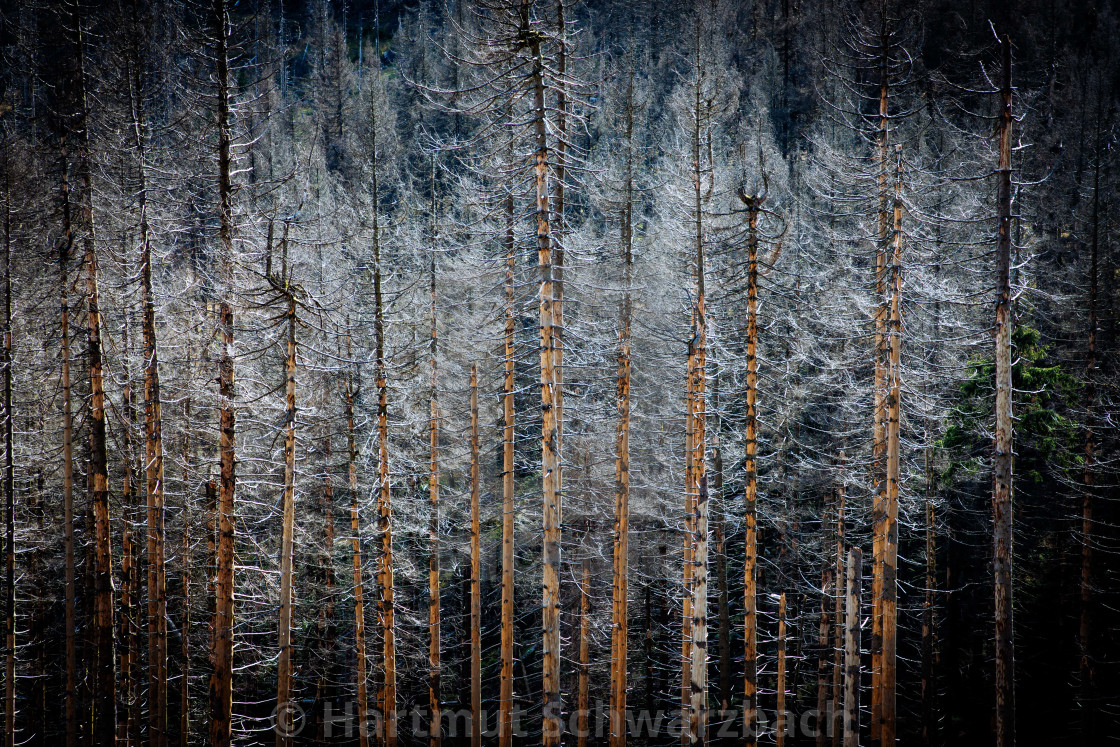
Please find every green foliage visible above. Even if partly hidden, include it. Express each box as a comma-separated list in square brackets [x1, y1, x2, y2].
[940, 326, 1080, 486]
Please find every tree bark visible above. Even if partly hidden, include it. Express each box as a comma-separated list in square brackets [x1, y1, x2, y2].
[346, 328, 370, 747]
[742, 191, 762, 747]
[275, 282, 298, 747]
[777, 593, 788, 747]
[499, 184, 516, 747]
[529, 26, 562, 747]
[879, 145, 903, 747]
[74, 8, 117, 738]
[469, 365, 481, 747]
[208, 2, 237, 742]
[992, 35, 1015, 747]
[577, 559, 590, 747]
[610, 72, 634, 747]
[2, 154, 15, 747]
[59, 140, 78, 747]
[844, 548, 862, 747]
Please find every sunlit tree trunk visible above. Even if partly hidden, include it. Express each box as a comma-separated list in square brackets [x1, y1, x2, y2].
[208, 2, 238, 742]
[345, 328, 370, 747]
[469, 365, 481, 747]
[742, 189, 762, 747]
[275, 267, 298, 747]
[843, 549, 862, 747]
[499, 184, 516, 747]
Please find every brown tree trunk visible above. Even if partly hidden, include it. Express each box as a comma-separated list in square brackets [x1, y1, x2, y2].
[499, 187, 516, 747]
[577, 560, 590, 747]
[371, 94, 396, 743]
[75, 8, 116, 738]
[992, 35, 1015, 747]
[116, 320, 137, 747]
[610, 72, 634, 747]
[1, 157, 14, 747]
[529, 29, 563, 747]
[208, 1, 238, 744]
[59, 142, 78, 747]
[428, 168, 443, 747]
[832, 465, 846, 747]
[879, 146, 904, 747]
[742, 189, 762, 747]
[844, 548, 862, 747]
[777, 593, 788, 747]
[346, 329, 370, 747]
[921, 448, 936, 747]
[275, 286, 298, 747]
[871, 21, 891, 742]
[469, 365, 481, 747]
[178, 393, 192, 747]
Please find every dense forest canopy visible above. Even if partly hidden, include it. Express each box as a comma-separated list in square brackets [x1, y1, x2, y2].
[0, 0, 1116, 745]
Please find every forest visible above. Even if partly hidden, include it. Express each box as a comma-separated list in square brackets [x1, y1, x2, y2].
[0, 0, 1116, 745]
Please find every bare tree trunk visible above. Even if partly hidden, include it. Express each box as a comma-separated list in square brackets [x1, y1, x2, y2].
[686, 21, 710, 739]
[870, 20, 891, 742]
[992, 35, 1015, 747]
[577, 560, 590, 747]
[880, 146, 904, 747]
[371, 96, 396, 744]
[178, 391, 192, 747]
[777, 593, 788, 747]
[74, 8, 116, 738]
[275, 279, 298, 747]
[818, 552, 833, 747]
[131, 63, 169, 747]
[844, 549, 862, 747]
[610, 72, 635, 747]
[116, 320, 138, 747]
[208, 2, 237, 741]
[529, 29, 562, 747]
[428, 170, 443, 747]
[345, 329, 370, 747]
[921, 448, 936, 747]
[469, 365, 481, 747]
[2, 156, 14, 747]
[499, 187, 516, 747]
[832, 465, 846, 747]
[59, 142, 78, 747]
[742, 190, 762, 747]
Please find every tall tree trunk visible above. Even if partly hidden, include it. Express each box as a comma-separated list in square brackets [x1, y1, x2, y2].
[529, 29, 562, 747]
[131, 35, 169, 744]
[577, 560, 590, 747]
[610, 72, 635, 747]
[687, 21, 710, 740]
[818, 549, 833, 747]
[2, 154, 15, 747]
[371, 90, 396, 745]
[921, 447, 936, 747]
[116, 320, 137, 747]
[992, 35, 1015, 747]
[75, 8, 116, 738]
[208, 1, 237, 742]
[741, 189, 762, 747]
[469, 365, 481, 747]
[275, 284, 298, 747]
[179, 391, 192, 747]
[777, 593, 788, 747]
[499, 185, 516, 747]
[870, 17, 892, 742]
[346, 329, 370, 747]
[880, 145, 904, 747]
[59, 142, 78, 747]
[832, 463, 846, 747]
[843, 548, 862, 747]
[428, 163, 443, 747]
